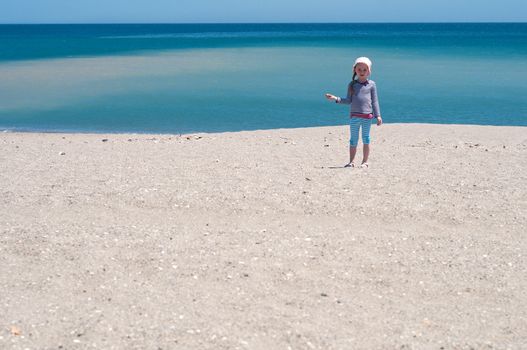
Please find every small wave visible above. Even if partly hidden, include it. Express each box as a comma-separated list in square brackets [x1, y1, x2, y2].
[99, 30, 368, 39]
[98, 29, 521, 40]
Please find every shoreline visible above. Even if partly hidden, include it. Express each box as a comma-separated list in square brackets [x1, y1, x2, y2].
[2, 121, 526, 136]
[1, 123, 526, 348]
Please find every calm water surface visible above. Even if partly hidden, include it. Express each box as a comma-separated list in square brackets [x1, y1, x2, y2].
[1, 23, 526, 133]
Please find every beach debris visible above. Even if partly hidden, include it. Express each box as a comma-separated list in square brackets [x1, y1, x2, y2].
[10, 325, 21, 336]
[305, 177, 311, 181]
[464, 142, 482, 148]
[59, 151, 66, 155]
[324, 144, 329, 147]
[320, 293, 328, 297]
[102, 139, 108, 142]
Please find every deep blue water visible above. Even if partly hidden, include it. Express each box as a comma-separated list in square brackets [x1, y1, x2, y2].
[1, 23, 526, 133]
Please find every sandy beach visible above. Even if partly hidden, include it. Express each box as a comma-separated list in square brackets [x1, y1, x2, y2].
[1, 123, 526, 349]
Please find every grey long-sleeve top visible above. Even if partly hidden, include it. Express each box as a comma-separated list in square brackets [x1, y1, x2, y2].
[337, 80, 381, 117]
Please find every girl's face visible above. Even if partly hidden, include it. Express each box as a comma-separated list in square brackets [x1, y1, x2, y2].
[354, 63, 370, 80]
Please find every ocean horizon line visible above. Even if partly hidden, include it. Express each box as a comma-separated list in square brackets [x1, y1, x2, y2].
[1, 21, 526, 25]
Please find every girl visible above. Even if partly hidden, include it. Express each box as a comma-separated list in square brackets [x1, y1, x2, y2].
[325, 56, 382, 168]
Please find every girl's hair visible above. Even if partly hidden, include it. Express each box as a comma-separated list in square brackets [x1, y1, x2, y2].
[348, 71, 358, 96]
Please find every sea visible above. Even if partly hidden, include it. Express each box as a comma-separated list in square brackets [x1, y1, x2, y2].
[1, 23, 526, 134]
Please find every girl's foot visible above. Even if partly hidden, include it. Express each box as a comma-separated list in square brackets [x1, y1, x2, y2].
[360, 162, 369, 168]
[344, 162, 355, 168]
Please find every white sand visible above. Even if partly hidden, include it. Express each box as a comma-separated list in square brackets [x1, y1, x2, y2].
[1, 124, 526, 349]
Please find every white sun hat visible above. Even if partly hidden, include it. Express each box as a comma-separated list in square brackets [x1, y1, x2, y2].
[353, 56, 372, 73]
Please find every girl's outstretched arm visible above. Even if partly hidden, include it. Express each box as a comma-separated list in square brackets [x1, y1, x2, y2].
[325, 82, 353, 104]
[337, 83, 353, 104]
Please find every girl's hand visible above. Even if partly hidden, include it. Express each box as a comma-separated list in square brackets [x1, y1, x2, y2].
[325, 93, 337, 101]
[376, 116, 383, 126]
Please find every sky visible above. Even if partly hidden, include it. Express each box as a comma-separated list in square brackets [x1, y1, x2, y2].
[2, 0, 526, 24]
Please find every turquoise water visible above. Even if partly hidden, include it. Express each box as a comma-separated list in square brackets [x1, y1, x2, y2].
[1, 23, 526, 133]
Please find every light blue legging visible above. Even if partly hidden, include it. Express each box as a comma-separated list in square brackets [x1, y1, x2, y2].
[349, 118, 372, 147]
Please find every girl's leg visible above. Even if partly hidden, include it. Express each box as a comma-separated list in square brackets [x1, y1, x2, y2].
[361, 119, 372, 164]
[363, 144, 370, 164]
[348, 118, 361, 165]
[349, 146, 357, 164]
